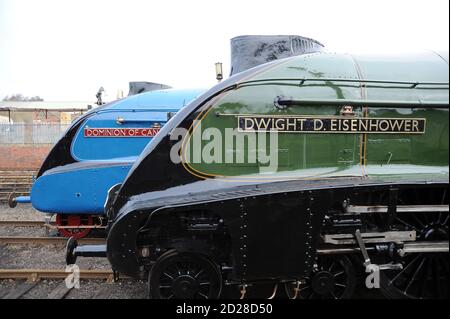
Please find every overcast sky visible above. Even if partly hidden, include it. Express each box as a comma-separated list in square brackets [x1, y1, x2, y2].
[0, 0, 448, 102]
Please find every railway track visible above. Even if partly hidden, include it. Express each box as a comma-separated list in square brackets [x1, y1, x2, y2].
[0, 219, 106, 233]
[0, 220, 54, 227]
[0, 268, 118, 281]
[0, 170, 35, 204]
[0, 212, 127, 299]
[0, 220, 107, 244]
[0, 269, 130, 299]
[0, 236, 105, 245]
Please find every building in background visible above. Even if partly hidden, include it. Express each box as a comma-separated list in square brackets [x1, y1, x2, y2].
[0, 101, 91, 170]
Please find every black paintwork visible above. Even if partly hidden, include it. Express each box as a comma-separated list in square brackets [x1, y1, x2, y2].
[36, 101, 116, 177]
[107, 168, 447, 279]
[112, 59, 287, 209]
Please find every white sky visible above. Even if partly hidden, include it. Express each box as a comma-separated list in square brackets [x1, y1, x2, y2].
[0, 0, 448, 102]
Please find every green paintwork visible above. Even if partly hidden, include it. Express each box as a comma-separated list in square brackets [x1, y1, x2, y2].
[183, 51, 449, 182]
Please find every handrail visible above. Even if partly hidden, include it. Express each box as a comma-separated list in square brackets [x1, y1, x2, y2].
[274, 96, 449, 109]
[237, 77, 449, 89]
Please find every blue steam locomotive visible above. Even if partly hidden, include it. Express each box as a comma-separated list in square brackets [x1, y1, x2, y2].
[10, 87, 204, 238]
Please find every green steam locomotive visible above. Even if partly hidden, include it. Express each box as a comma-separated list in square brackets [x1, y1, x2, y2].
[68, 49, 449, 299]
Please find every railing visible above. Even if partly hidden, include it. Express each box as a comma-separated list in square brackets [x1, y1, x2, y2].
[0, 123, 70, 144]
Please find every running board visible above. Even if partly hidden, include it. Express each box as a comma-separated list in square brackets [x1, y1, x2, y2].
[344, 204, 449, 215]
[398, 241, 449, 256]
[322, 230, 416, 245]
[317, 241, 449, 255]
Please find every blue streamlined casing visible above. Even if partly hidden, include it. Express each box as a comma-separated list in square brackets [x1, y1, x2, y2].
[71, 88, 204, 161]
[31, 162, 132, 214]
[31, 88, 205, 215]
[71, 111, 168, 161]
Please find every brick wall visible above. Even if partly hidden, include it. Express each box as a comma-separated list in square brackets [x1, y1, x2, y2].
[0, 145, 52, 170]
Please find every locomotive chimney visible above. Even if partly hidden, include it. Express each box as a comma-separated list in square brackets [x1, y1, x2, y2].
[230, 35, 324, 76]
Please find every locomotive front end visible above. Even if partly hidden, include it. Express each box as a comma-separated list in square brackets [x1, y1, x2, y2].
[10, 88, 203, 238]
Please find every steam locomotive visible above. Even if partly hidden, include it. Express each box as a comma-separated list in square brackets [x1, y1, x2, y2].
[66, 49, 449, 299]
[10, 35, 322, 239]
[9, 87, 204, 238]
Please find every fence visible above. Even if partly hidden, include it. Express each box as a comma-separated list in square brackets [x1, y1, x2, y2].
[0, 123, 70, 144]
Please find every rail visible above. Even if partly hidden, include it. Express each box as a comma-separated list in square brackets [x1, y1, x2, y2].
[0, 220, 53, 227]
[0, 236, 105, 245]
[0, 268, 121, 281]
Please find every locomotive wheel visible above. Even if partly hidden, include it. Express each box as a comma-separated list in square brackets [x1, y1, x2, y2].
[55, 214, 93, 239]
[380, 210, 449, 299]
[284, 255, 356, 299]
[149, 250, 223, 299]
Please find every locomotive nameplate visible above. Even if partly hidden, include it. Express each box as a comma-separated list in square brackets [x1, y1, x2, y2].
[238, 116, 426, 134]
[84, 127, 160, 137]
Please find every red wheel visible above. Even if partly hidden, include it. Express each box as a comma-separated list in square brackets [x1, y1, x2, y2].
[55, 214, 93, 239]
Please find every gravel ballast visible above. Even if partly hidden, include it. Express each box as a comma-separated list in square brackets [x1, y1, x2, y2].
[0, 204, 148, 298]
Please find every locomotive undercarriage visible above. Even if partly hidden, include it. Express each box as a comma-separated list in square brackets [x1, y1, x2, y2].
[287, 185, 449, 299]
[135, 183, 449, 299]
[54, 214, 107, 239]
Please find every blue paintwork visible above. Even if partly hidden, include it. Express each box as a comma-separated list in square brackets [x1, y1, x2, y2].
[32, 162, 132, 214]
[30, 88, 205, 215]
[71, 88, 203, 161]
[16, 196, 31, 203]
[71, 112, 167, 161]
